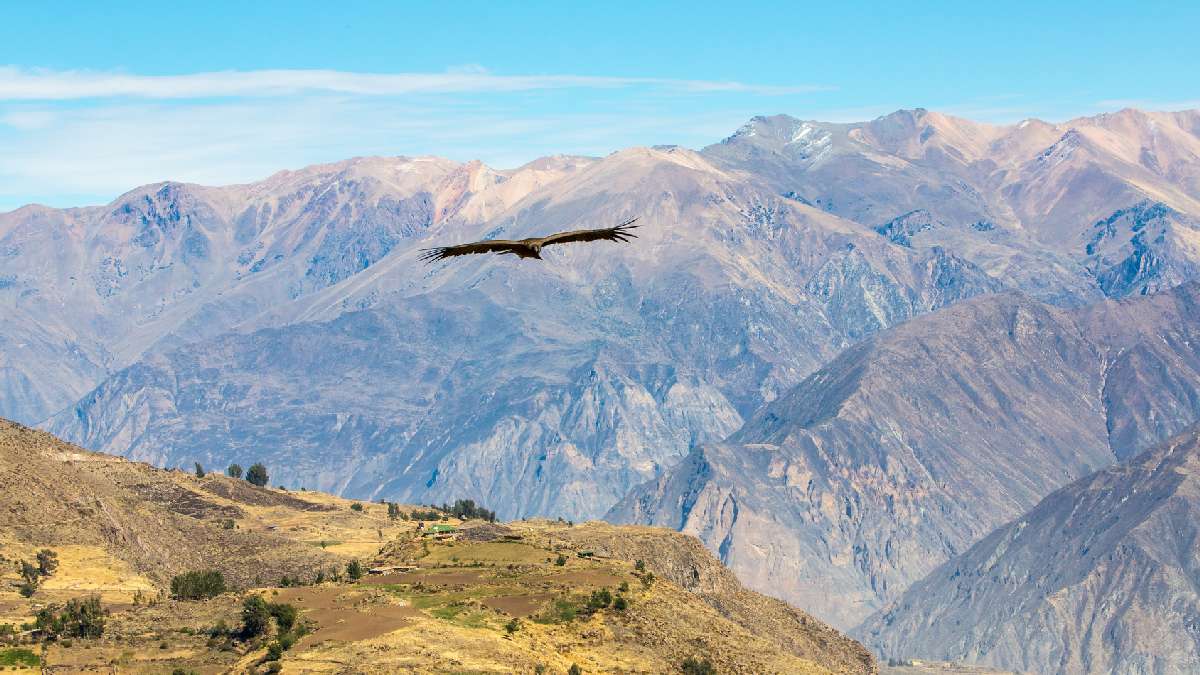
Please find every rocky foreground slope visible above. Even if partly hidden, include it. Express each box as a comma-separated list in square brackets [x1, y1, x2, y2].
[610, 282, 1200, 627]
[0, 420, 873, 673]
[857, 425, 1200, 675]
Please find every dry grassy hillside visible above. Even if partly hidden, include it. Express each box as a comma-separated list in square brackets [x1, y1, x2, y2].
[0, 419, 342, 590]
[0, 420, 875, 673]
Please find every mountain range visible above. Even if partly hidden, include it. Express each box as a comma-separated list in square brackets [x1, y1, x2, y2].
[5, 106, 1200, 670]
[858, 425, 1200, 674]
[610, 282, 1200, 627]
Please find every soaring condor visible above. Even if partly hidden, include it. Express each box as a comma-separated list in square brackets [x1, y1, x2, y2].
[419, 217, 639, 263]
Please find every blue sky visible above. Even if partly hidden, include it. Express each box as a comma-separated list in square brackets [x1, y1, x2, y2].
[2, 0, 1197, 211]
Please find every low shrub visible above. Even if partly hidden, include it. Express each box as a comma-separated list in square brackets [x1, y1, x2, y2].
[171, 570, 226, 600]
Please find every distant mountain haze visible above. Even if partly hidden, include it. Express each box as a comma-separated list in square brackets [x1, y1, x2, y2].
[5, 107, 1200, 639]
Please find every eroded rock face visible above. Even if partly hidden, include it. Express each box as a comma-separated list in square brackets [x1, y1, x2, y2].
[704, 108, 1200, 305]
[857, 425, 1200, 675]
[610, 283, 1200, 628]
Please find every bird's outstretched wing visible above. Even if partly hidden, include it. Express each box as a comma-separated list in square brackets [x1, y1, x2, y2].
[538, 217, 640, 247]
[418, 240, 526, 263]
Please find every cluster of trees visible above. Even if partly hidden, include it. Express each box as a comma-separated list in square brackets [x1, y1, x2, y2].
[633, 559, 656, 589]
[170, 570, 227, 600]
[407, 509, 447, 522]
[15, 549, 58, 597]
[34, 596, 105, 640]
[204, 594, 304, 669]
[238, 595, 304, 664]
[388, 499, 497, 522]
[378, 498, 501, 522]
[220, 462, 270, 487]
[440, 499, 497, 522]
[581, 586, 630, 615]
[188, 461, 272, 487]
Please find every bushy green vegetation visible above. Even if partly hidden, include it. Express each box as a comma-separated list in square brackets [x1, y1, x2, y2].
[170, 570, 227, 600]
[408, 499, 499, 522]
[409, 509, 445, 521]
[681, 656, 716, 674]
[194, 462, 205, 478]
[0, 648, 39, 667]
[350, 502, 364, 512]
[239, 595, 271, 638]
[279, 574, 303, 587]
[439, 499, 497, 522]
[386, 502, 404, 519]
[227, 463, 243, 478]
[586, 587, 613, 611]
[35, 596, 105, 639]
[15, 549, 58, 597]
[269, 602, 298, 631]
[17, 560, 38, 597]
[346, 560, 364, 581]
[534, 597, 580, 624]
[245, 462, 269, 487]
[36, 549, 59, 576]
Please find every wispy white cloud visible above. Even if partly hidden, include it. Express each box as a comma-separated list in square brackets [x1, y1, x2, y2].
[1094, 98, 1200, 112]
[0, 96, 771, 210]
[0, 66, 835, 211]
[0, 66, 830, 100]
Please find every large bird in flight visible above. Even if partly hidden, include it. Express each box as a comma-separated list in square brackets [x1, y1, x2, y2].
[419, 217, 639, 263]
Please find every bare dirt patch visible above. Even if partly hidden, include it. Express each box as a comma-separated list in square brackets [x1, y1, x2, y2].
[365, 569, 489, 586]
[546, 569, 625, 588]
[481, 592, 553, 617]
[276, 586, 420, 649]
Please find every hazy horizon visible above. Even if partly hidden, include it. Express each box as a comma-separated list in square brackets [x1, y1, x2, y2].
[2, 1, 1197, 211]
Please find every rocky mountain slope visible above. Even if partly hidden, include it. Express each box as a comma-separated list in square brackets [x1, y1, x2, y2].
[0, 155, 593, 424]
[857, 425, 1200, 675]
[39, 146, 1002, 523]
[704, 108, 1200, 305]
[609, 282, 1200, 627]
[0, 420, 874, 674]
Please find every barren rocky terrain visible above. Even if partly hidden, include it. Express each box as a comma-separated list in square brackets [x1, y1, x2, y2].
[858, 425, 1200, 674]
